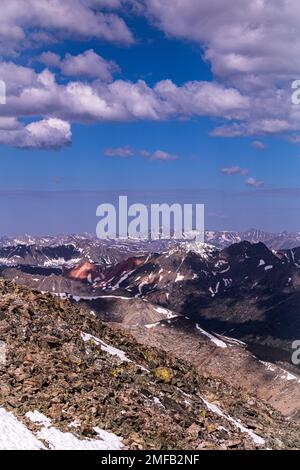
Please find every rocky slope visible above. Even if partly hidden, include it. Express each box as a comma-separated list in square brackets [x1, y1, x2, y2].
[123, 316, 300, 419]
[0, 279, 299, 450]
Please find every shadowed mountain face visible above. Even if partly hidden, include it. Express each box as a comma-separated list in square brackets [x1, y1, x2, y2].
[80, 241, 300, 363]
[0, 237, 299, 361]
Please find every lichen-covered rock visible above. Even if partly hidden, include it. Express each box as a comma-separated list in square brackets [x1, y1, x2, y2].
[153, 367, 173, 383]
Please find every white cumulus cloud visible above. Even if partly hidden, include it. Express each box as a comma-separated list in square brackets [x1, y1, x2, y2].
[221, 166, 248, 176]
[245, 176, 264, 188]
[0, 118, 71, 149]
[39, 50, 120, 82]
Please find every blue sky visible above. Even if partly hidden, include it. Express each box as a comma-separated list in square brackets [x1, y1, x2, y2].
[0, 0, 300, 235]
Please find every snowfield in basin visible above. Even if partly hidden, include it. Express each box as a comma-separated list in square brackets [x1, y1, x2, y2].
[0, 408, 123, 450]
[0, 408, 45, 450]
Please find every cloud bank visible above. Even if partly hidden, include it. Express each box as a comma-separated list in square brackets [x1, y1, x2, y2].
[0, 0, 299, 148]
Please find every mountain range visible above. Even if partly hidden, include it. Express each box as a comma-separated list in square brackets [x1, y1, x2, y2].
[2, 227, 300, 252]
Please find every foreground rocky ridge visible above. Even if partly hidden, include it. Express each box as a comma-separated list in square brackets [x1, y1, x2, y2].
[0, 279, 299, 450]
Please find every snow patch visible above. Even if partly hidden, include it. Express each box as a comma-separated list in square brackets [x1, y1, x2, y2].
[26, 410, 51, 428]
[0, 408, 45, 450]
[201, 398, 265, 446]
[175, 273, 184, 283]
[81, 332, 131, 363]
[25, 410, 124, 450]
[196, 324, 227, 348]
[262, 362, 300, 384]
[152, 397, 164, 408]
[264, 265, 273, 271]
[154, 306, 177, 320]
